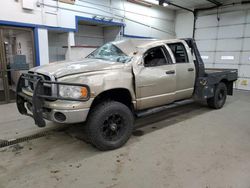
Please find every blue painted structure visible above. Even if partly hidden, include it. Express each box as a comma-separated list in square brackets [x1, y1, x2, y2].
[33, 28, 41, 66]
[0, 16, 152, 66]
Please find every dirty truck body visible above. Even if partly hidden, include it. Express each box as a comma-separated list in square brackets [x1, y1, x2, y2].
[16, 38, 238, 150]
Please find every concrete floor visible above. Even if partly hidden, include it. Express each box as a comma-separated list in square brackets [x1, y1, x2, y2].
[0, 90, 250, 188]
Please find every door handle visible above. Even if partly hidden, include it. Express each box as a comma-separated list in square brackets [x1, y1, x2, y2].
[188, 68, 194, 72]
[166, 70, 175, 74]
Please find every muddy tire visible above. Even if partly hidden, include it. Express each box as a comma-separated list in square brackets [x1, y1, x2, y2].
[207, 82, 227, 109]
[86, 101, 134, 151]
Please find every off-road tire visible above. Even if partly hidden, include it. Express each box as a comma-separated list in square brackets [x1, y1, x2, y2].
[207, 82, 227, 109]
[86, 101, 134, 151]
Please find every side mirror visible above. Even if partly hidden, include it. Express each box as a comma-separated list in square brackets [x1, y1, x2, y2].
[138, 61, 143, 66]
[136, 56, 144, 66]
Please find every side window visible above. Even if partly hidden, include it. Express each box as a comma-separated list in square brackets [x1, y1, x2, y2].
[144, 47, 170, 67]
[168, 43, 188, 63]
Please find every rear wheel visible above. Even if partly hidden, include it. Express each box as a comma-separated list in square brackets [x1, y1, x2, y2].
[207, 82, 227, 109]
[86, 101, 134, 151]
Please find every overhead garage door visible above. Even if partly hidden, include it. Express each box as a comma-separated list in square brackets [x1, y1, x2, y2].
[71, 21, 122, 59]
[195, 8, 250, 90]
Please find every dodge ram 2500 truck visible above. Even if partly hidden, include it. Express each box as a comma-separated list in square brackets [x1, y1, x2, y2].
[16, 38, 238, 150]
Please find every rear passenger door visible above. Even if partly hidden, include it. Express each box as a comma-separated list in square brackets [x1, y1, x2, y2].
[135, 46, 176, 110]
[167, 42, 196, 100]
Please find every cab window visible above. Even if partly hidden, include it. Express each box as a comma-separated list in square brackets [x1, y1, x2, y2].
[144, 46, 171, 67]
[167, 43, 188, 63]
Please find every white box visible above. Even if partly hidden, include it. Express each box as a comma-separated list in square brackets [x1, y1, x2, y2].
[22, 0, 34, 10]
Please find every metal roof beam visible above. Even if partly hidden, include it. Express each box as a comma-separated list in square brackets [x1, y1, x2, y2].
[206, 0, 222, 6]
[159, 0, 194, 13]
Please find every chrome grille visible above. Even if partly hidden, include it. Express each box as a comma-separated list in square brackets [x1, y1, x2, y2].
[27, 71, 55, 98]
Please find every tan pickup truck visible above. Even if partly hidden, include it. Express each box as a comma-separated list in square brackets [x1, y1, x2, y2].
[16, 38, 238, 150]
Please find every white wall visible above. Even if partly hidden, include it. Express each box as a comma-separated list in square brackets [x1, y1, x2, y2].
[65, 47, 95, 60]
[103, 27, 121, 43]
[112, 0, 175, 38]
[175, 11, 194, 38]
[48, 31, 68, 62]
[0, 0, 42, 25]
[195, 4, 250, 91]
[0, 0, 176, 65]
[15, 32, 34, 68]
[75, 25, 104, 46]
[0, 0, 176, 39]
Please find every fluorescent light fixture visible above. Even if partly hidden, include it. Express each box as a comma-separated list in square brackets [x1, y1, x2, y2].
[159, 0, 169, 6]
[92, 15, 103, 20]
[144, 0, 169, 6]
[221, 56, 234, 60]
[128, 0, 169, 7]
[142, 0, 158, 5]
[201, 56, 209, 60]
[103, 18, 113, 22]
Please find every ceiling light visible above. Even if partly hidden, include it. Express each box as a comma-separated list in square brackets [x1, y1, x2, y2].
[128, 0, 169, 7]
[142, 0, 158, 5]
[159, 0, 170, 7]
[127, 0, 152, 7]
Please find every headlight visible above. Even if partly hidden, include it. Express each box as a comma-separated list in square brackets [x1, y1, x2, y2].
[59, 85, 89, 99]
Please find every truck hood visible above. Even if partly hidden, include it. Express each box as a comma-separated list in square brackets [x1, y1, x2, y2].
[30, 58, 125, 78]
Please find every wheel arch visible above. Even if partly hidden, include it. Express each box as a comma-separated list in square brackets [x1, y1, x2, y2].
[220, 79, 234, 95]
[90, 88, 134, 111]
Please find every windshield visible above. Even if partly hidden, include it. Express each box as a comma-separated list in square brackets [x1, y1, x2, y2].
[86, 43, 132, 63]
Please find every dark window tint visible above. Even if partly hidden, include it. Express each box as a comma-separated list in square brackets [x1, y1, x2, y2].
[144, 47, 169, 67]
[168, 43, 188, 63]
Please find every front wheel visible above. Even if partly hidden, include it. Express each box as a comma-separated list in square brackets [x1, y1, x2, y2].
[86, 101, 134, 151]
[207, 82, 227, 109]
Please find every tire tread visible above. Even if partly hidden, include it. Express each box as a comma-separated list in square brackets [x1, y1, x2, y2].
[86, 101, 134, 151]
[207, 82, 227, 109]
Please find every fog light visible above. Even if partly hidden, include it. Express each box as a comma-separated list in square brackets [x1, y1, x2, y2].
[54, 112, 66, 122]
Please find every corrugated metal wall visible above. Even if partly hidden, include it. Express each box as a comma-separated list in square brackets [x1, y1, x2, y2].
[75, 25, 105, 47]
[48, 32, 68, 63]
[195, 8, 250, 90]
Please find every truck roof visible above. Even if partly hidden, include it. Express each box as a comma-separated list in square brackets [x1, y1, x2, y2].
[112, 38, 184, 55]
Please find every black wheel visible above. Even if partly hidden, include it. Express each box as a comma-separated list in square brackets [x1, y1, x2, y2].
[207, 82, 227, 109]
[86, 101, 134, 151]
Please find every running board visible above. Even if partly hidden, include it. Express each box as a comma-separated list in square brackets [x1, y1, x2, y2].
[136, 99, 194, 118]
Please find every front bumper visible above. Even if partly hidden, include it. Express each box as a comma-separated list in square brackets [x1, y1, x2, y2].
[42, 108, 89, 124]
[16, 73, 90, 127]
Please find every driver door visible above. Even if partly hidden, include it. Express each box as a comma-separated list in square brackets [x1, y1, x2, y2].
[134, 46, 176, 110]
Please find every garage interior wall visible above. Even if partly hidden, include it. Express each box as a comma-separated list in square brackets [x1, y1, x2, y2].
[2, 0, 249, 91]
[6, 30, 34, 88]
[48, 31, 68, 63]
[0, 0, 176, 65]
[65, 23, 122, 60]
[75, 25, 104, 47]
[194, 4, 250, 91]
[175, 11, 194, 39]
